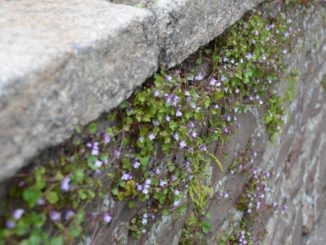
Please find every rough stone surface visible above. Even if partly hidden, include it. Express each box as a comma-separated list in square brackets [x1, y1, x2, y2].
[0, 0, 158, 180]
[152, 0, 260, 67]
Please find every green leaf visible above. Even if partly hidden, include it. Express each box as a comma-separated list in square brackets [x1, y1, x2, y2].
[128, 200, 136, 208]
[23, 188, 42, 207]
[46, 191, 59, 204]
[88, 122, 97, 134]
[206, 151, 224, 172]
[78, 190, 87, 200]
[50, 236, 64, 245]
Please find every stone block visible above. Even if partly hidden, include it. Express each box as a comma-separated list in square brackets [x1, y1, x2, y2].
[152, 0, 259, 67]
[0, 0, 159, 180]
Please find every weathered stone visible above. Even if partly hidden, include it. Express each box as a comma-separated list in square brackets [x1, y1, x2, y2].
[152, 0, 260, 67]
[0, 0, 159, 180]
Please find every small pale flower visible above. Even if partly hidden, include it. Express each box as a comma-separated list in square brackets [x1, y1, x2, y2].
[174, 190, 180, 195]
[246, 53, 253, 59]
[121, 173, 132, 181]
[159, 180, 166, 187]
[153, 90, 160, 97]
[191, 132, 197, 138]
[195, 73, 204, 81]
[103, 213, 112, 223]
[173, 133, 179, 141]
[176, 110, 182, 117]
[166, 75, 172, 82]
[13, 209, 24, 220]
[6, 220, 15, 229]
[179, 140, 187, 149]
[209, 78, 217, 86]
[148, 133, 156, 141]
[173, 200, 181, 207]
[61, 176, 71, 191]
[133, 161, 141, 169]
[37, 198, 45, 206]
[94, 160, 103, 168]
[65, 210, 75, 220]
[50, 211, 61, 221]
[165, 115, 171, 122]
[103, 134, 111, 144]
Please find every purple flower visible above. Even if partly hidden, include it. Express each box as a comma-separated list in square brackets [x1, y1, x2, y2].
[103, 134, 111, 144]
[6, 220, 15, 229]
[141, 216, 148, 225]
[224, 192, 230, 199]
[153, 90, 160, 97]
[103, 213, 112, 223]
[94, 160, 103, 168]
[173, 200, 180, 207]
[246, 53, 253, 59]
[200, 145, 207, 151]
[148, 133, 156, 141]
[88, 142, 100, 156]
[133, 161, 141, 169]
[37, 198, 45, 206]
[113, 150, 121, 158]
[61, 176, 71, 191]
[209, 78, 217, 86]
[165, 115, 171, 122]
[65, 210, 75, 220]
[121, 173, 132, 181]
[195, 73, 204, 81]
[191, 132, 197, 138]
[179, 140, 187, 149]
[176, 110, 182, 117]
[185, 91, 190, 96]
[13, 209, 24, 220]
[235, 88, 240, 94]
[173, 133, 179, 141]
[174, 190, 180, 195]
[166, 75, 172, 82]
[213, 104, 220, 109]
[142, 188, 149, 195]
[137, 184, 143, 191]
[50, 211, 61, 222]
[145, 179, 151, 185]
[159, 180, 167, 187]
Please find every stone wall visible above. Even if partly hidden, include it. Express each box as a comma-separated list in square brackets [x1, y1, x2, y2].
[0, 1, 326, 245]
[91, 3, 326, 244]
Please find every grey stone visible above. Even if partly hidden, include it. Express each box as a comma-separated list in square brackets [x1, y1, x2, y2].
[0, 0, 159, 180]
[152, 0, 259, 67]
